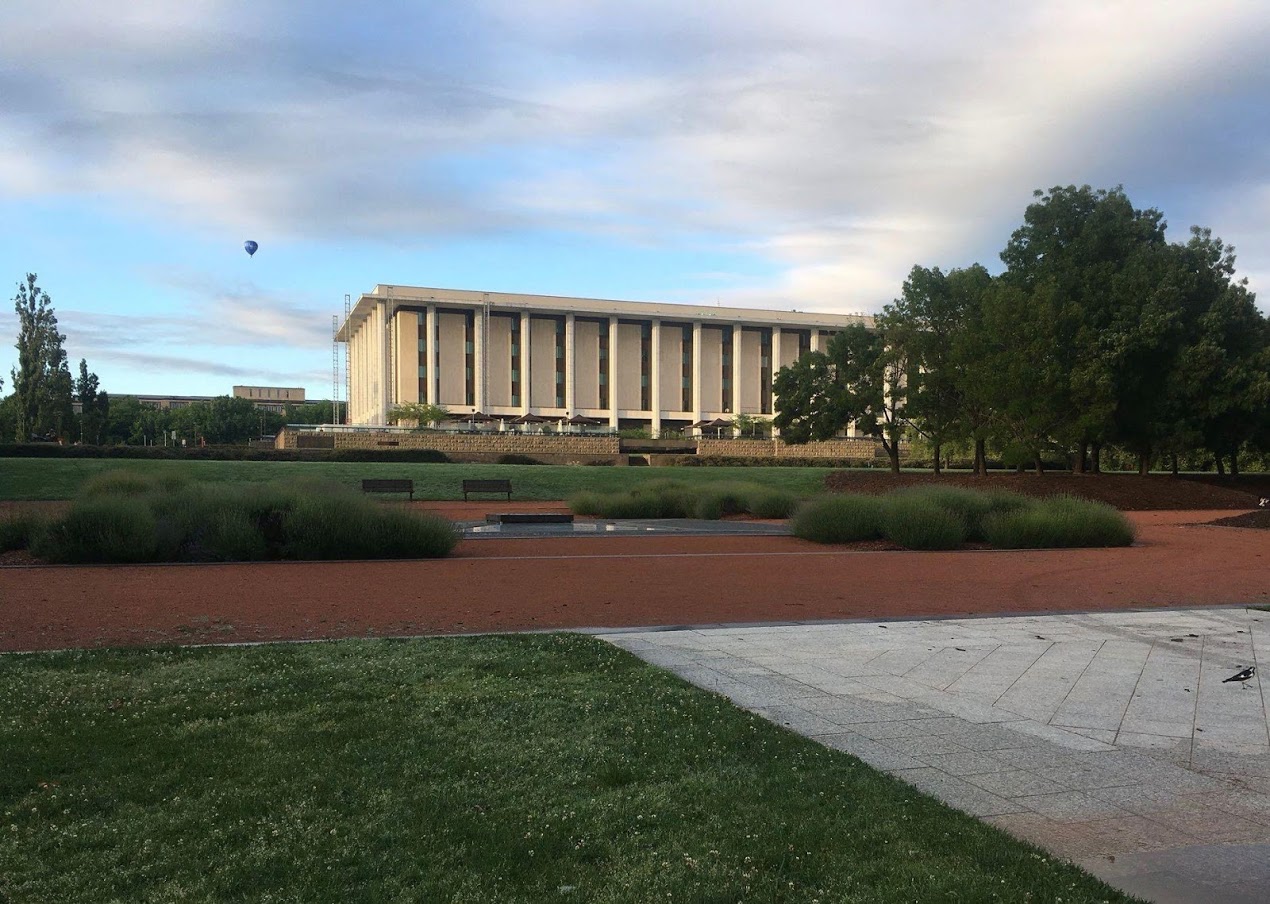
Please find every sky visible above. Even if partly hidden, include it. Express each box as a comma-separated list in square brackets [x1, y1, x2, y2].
[1, 0, 1268, 399]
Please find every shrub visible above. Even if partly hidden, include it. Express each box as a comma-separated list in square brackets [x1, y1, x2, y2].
[497, 454, 543, 465]
[367, 508, 458, 559]
[983, 495, 1135, 548]
[29, 476, 457, 563]
[790, 495, 884, 543]
[0, 511, 45, 552]
[33, 497, 158, 563]
[692, 482, 752, 520]
[745, 487, 799, 519]
[880, 494, 965, 550]
[568, 491, 604, 516]
[888, 486, 1032, 541]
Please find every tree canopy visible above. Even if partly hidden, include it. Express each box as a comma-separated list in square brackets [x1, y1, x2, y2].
[773, 185, 1270, 474]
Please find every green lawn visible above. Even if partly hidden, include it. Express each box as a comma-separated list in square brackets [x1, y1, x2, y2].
[0, 458, 835, 501]
[0, 636, 1137, 903]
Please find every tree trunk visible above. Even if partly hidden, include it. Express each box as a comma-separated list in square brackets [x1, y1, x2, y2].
[1015, 462, 1024, 474]
[1170, 453, 1179, 476]
[932, 442, 942, 475]
[1034, 455, 1044, 476]
[1074, 443, 1087, 475]
[974, 439, 987, 476]
[1231, 448, 1240, 478]
[887, 442, 901, 474]
[1216, 455, 1226, 476]
[1138, 451, 1150, 476]
[1091, 442, 1102, 474]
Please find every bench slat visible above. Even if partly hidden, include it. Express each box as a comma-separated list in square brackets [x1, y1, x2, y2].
[361, 479, 414, 500]
[462, 479, 512, 501]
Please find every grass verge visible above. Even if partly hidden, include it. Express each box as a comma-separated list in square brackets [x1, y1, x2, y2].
[0, 636, 1136, 903]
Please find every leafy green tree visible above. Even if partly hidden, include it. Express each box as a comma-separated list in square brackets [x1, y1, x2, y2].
[387, 401, 450, 427]
[11, 274, 74, 441]
[75, 358, 108, 444]
[282, 402, 339, 425]
[1167, 234, 1270, 476]
[878, 264, 993, 474]
[1000, 186, 1169, 472]
[773, 323, 906, 472]
[974, 281, 1070, 473]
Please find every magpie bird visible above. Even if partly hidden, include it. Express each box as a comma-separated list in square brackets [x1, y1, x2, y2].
[1223, 666, 1256, 683]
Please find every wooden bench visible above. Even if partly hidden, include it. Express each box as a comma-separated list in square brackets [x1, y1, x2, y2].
[462, 478, 512, 501]
[361, 478, 414, 500]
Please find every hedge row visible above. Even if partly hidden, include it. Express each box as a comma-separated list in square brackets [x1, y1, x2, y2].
[0, 443, 450, 463]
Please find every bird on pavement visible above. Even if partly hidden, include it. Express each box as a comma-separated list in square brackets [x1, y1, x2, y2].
[1223, 666, 1256, 683]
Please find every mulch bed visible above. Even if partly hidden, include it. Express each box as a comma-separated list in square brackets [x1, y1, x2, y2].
[1206, 509, 1270, 529]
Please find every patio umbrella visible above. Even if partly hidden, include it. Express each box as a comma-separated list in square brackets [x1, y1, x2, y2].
[455, 411, 495, 424]
[564, 414, 602, 426]
[508, 413, 548, 425]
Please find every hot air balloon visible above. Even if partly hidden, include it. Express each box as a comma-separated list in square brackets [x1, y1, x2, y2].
[243, 240, 259, 257]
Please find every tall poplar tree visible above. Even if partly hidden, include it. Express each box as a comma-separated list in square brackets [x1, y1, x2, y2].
[11, 273, 74, 441]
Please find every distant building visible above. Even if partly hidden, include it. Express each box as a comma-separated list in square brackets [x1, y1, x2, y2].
[337, 285, 873, 433]
[127, 386, 306, 413]
[231, 386, 306, 413]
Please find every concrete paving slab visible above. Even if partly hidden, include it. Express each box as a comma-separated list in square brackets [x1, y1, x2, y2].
[599, 605, 1270, 903]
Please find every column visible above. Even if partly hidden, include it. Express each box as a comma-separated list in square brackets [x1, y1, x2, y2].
[564, 312, 576, 414]
[378, 299, 391, 425]
[473, 305, 485, 412]
[425, 305, 437, 405]
[650, 319, 661, 437]
[519, 310, 531, 414]
[691, 321, 702, 425]
[608, 316, 619, 430]
[729, 324, 740, 424]
[811, 329, 823, 353]
[771, 326, 782, 437]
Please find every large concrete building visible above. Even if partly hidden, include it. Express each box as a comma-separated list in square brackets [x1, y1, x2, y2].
[337, 285, 873, 433]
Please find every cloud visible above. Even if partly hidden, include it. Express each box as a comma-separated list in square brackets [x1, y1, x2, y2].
[1, 0, 1268, 312]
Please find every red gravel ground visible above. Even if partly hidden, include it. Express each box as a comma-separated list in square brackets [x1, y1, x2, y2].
[2, 508, 1266, 653]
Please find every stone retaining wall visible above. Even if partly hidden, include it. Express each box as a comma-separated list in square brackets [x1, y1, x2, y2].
[696, 437, 885, 459]
[276, 428, 620, 460]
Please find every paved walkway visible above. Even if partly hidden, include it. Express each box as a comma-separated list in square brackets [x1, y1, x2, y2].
[599, 606, 1270, 904]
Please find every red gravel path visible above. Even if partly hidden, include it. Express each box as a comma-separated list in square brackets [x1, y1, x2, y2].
[1, 510, 1266, 653]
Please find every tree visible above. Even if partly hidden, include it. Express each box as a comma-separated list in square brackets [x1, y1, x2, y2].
[1167, 233, 1270, 477]
[387, 401, 450, 427]
[11, 274, 74, 441]
[1000, 186, 1169, 472]
[773, 323, 907, 472]
[878, 264, 993, 474]
[76, 358, 108, 444]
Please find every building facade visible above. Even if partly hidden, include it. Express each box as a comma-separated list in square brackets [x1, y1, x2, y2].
[337, 285, 873, 433]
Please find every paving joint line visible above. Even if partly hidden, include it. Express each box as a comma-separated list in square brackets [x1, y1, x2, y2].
[1046, 639, 1106, 729]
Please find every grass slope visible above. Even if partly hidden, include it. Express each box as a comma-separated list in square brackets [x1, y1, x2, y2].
[0, 459, 833, 502]
[0, 636, 1137, 903]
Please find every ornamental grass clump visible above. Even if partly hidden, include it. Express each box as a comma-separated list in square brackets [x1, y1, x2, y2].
[745, 486, 799, 519]
[0, 511, 46, 552]
[32, 497, 159, 563]
[569, 479, 797, 520]
[32, 470, 457, 563]
[879, 493, 965, 550]
[790, 495, 884, 543]
[887, 486, 1033, 541]
[983, 494, 1135, 548]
